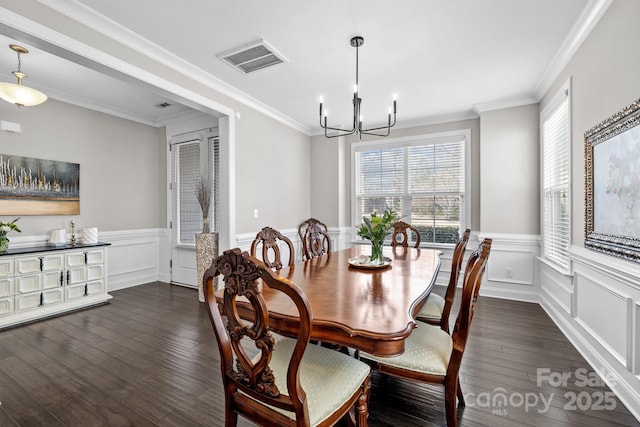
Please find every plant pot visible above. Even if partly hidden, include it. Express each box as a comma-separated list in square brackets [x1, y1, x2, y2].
[196, 232, 218, 302]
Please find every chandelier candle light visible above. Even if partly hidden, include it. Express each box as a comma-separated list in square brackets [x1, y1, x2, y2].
[319, 36, 397, 140]
[0, 45, 47, 108]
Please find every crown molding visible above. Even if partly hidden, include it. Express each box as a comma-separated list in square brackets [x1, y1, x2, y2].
[473, 95, 539, 115]
[533, 0, 613, 99]
[35, 0, 310, 135]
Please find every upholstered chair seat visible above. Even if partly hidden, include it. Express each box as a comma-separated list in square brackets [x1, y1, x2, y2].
[253, 337, 371, 426]
[360, 323, 452, 376]
[415, 293, 446, 322]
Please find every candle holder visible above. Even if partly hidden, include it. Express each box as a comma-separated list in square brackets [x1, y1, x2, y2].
[70, 220, 76, 246]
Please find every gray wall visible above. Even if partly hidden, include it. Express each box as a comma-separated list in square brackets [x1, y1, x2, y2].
[235, 107, 310, 234]
[0, 99, 166, 236]
[480, 104, 540, 235]
[541, 0, 640, 247]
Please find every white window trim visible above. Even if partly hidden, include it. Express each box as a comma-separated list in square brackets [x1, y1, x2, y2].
[350, 129, 471, 246]
[540, 77, 573, 273]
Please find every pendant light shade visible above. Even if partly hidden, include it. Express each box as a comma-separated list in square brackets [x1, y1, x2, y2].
[0, 45, 47, 108]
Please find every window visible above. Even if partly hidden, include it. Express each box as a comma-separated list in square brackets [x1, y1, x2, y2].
[541, 81, 571, 269]
[172, 135, 219, 245]
[352, 131, 469, 244]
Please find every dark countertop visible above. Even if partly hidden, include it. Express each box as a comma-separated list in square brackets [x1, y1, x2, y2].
[0, 242, 111, 257]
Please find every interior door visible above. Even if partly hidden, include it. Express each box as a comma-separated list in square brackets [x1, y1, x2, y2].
[170, 131, 218, 287]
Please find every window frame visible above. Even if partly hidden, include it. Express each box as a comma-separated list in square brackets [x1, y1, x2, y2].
[540, 78, 572, 272]
[351, 129, 471, 247]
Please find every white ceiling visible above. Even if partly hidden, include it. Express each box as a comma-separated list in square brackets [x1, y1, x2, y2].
[0, 1, 603, 133]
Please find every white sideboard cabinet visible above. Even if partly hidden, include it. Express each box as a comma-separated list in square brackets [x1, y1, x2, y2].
[0, 242, 111, 329]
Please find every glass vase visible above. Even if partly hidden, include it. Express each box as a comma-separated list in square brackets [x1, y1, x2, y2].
[370, 239, 384, 265]
[0, 233, 8, 253]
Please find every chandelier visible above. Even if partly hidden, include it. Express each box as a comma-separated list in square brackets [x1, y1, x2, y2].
[319, 36, 396, 140]
[0, 45, 48, 108]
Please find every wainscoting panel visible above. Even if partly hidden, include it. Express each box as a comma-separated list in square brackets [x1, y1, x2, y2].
[541, 245, 640, 421]
[539, 260, 574, 316]
[101, 229, 165, 291]
[476, 233, 540, 302]
[574, 271, 629, 365]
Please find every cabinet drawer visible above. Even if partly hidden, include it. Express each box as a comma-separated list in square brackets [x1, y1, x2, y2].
[66, 283, 86, 301]
[87, 265, 104, 281]
[87, 280, 105, 296]
[67, 280, 105, 301]
[67, 267, 87, 285]
[42, 288, 64, 306]
[0, 297, 13, 317]
[15, 292, 40, 312]
[43, 271, 63, 290]
[15, 256, 41, 275]
[66, 252, 86, 268]
[0, 278, 13, 297]
[15, 275, 41, 294]
[86, 249, 105, 265]
[0, 259, 13, 277]
[42, 254, 65, 272]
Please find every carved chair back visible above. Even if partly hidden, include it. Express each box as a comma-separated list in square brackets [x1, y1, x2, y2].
[448, 238, 492, 379]
[250, 226, 295, 270]
[298, 218, 331, 261]
[440, 228, 471, 333]
[391, 221, 421, 248]
[203, 248, 313, 426]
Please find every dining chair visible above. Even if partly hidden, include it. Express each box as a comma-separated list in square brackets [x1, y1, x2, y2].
[391, 221, 421, 248]
[358, 238, 492, 427]
[204, 248, 371, 427]
[250, 226, 295, 270]
[298, 218, 331, 261]
[415, 229, 471, 333]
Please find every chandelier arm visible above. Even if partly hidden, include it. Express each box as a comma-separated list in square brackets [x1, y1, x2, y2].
[360, 128, 392, 137]
[361, 117, 397, 133]
[324, 127, 357, 138]
[318, 36, 396, 140]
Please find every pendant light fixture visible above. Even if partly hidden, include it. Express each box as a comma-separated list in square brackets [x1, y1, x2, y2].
[319, 36, 397, 140]
[0, 44, 48, 108]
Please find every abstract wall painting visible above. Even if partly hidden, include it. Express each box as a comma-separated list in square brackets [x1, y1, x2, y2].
[0, 154, 79, 215]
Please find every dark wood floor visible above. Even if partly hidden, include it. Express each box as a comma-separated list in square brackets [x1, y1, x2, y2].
[0, 282, 637, 427]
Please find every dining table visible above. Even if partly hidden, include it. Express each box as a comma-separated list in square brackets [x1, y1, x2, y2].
[219, 244, 441, 357]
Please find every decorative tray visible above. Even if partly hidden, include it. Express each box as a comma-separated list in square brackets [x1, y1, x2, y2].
[348, 255, 392, 270]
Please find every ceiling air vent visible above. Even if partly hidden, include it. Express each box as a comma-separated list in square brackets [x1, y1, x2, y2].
[217, 39, 287, 74]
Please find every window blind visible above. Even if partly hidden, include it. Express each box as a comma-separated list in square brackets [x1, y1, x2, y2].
[173, 136, 220, 245]
[542, 92, 571, 268]
[354, 137, 466, 244]
[176, 140, 201, 244]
